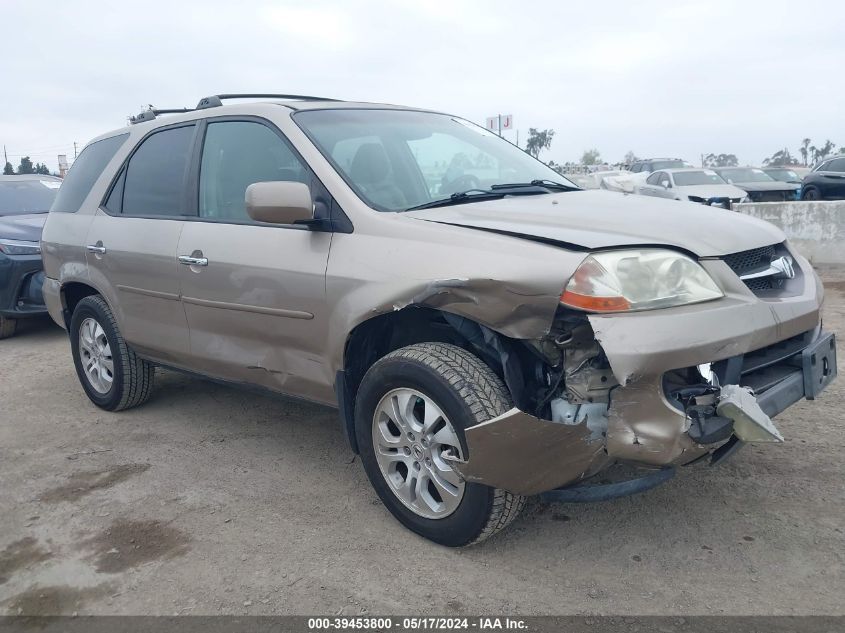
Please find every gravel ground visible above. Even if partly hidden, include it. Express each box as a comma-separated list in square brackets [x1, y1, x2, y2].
[0, 268, 843, 617]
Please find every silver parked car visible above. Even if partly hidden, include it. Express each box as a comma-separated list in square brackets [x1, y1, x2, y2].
[637, 168, 749, 208]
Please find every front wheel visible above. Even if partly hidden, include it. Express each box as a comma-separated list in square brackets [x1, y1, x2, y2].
[354, 343, 526, 546]
[802, 186, 821, 201]
[69, 295, 155, 411]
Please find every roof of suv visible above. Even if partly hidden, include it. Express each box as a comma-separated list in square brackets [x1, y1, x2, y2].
[0, 174, 61, 182]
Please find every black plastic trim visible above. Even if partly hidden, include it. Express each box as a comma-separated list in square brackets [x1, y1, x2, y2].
[335, 370, 358, 454]
[540, 468, 675, 503]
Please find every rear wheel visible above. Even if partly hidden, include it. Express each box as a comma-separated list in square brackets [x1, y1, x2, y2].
[355, 343, 526, 546]
[0, 316, 17, 340]
[70, 295, 155, 411]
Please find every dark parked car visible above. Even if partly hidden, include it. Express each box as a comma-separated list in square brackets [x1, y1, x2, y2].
[762, 167, 808, 184]
[0, 174, 61, 338]
[714, 167, 800, 202]
[628, 158, 693, 175]
[802, 155, 845, 200]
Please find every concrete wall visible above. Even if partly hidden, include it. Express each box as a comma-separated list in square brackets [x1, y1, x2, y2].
[736, 201, 845, 264]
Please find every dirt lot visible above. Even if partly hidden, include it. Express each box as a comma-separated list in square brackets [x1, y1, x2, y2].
[1, 268, 843, 617]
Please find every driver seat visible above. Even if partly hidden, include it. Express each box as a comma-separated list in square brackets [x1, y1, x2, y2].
[349, 143, 407, 209]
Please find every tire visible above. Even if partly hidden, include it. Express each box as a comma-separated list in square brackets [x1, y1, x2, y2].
[802, 186, 820, 201]
[69, 295, 155, 411]
[355, 342, 526, 546]
[0, 316, 17, 340]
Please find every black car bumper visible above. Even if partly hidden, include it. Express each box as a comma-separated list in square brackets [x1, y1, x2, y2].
[0, 251, 46, 318]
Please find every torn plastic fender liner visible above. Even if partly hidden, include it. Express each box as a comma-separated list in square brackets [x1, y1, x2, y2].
[452, 408, 610, 496]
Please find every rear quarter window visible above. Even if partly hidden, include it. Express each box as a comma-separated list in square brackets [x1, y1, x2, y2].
[121, 125, 195, 216]
[51, 133, 129, 213]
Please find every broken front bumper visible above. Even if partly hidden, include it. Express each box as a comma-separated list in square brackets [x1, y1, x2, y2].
[453, 256, 836, 496]
[588, 256, 827, 467]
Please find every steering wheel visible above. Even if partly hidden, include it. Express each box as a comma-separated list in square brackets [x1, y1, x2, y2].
[442, 174, 481, 195]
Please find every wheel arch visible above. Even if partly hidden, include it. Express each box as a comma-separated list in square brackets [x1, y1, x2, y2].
[60, 281, 103, 329]
[337, 306, 535, 453]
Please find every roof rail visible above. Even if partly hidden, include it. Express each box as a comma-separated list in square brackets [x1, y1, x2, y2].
[128, 107, 193, 125]
[129, 93, 341, 124]
[195, 93, 342, 110]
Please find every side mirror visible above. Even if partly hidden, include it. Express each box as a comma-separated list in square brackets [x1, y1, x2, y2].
[245, 181, 313, 225]
[660, 180, 670, 188]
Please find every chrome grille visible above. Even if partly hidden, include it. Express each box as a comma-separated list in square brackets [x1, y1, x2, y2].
[722, 244, 786, 293]
[723, 245, 776, 276]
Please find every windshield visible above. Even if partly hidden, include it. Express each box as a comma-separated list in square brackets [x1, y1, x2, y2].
[651, 160, 690, 171]
[295, 109, 575, 211]
[672, 170, 727, 186]
[0, 179, 60, 216]
[765, 169, 800, 181]
[717, 168, 774, 183]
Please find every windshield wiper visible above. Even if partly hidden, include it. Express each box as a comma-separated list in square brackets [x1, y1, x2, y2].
[403, 180, 580, 212]
[403, 189, 506, 211]
[490, 179, 581, 192]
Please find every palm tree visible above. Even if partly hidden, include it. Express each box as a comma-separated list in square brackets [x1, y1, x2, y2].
[809, 146, 819, 166]
[818, 140, 836, 161]
[800, 138, 811, 166]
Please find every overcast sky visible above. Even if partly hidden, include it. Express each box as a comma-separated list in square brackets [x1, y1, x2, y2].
[2, 0, 842, 171]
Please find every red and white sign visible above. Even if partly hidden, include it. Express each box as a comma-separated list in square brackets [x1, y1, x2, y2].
[485, 115, 514, 132]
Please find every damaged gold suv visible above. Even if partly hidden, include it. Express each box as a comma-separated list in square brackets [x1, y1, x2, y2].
[42, 95, 837, 546]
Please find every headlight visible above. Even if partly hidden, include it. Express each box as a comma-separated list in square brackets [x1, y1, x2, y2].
[561, 249, 724, 312]
[0, 239, 41, 255]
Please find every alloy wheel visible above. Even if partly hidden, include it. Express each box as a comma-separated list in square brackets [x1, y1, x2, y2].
[371, 388, 466, 519]
[78, 317, 114, 394]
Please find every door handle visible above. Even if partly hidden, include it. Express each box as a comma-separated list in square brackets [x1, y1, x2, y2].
[86, 244, 107, 255]
[178, 255, 208, 267]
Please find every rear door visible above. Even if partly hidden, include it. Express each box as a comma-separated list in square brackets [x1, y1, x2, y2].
[85, 123, 197, 363]
[176, 118, 334, 402]
[821, 157, 845, 198]
[640, 171, 666, 197]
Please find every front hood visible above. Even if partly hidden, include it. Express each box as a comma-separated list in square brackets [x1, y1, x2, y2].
[730, 181, 800, 193]
[0, 213, 47, 242]
[404, 190, 784, 257]
[677, 184, 748, 199]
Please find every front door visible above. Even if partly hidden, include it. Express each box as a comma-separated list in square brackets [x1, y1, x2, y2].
[177, 119, 333, 403]
[85, 123, 198, 363]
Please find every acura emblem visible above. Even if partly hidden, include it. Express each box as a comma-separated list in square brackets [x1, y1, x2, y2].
[770, 256, 795, 279]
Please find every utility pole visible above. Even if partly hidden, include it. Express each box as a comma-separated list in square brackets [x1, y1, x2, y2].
[3, 145, 7, 166]
[73, 142, 78, 159]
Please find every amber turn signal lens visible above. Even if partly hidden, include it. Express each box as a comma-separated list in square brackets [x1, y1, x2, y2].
[560, 289, 631, 312]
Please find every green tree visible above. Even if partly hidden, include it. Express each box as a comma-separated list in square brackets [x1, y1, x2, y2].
[703, 153, 738, 168]
[817, 140, 835, 162]
[525, 128, 555, 159]
[580, 148, 602, 165]
[34, 163, 50, 175]
[16, 156, 34, 174]
[2, 162, 13, 175]
[763, 148, 799, 166]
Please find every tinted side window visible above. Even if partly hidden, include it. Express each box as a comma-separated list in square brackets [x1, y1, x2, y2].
[123, 125, 195, 216]
[646, 172, 662, 185]
[51, 133, 128, 213]
[199, 121, 308, 222]
[826, 158, 845, 172]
